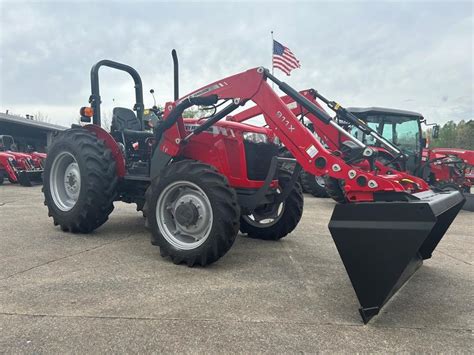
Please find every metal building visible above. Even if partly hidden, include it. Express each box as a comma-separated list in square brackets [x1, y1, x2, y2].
[0, 113, 66, 152]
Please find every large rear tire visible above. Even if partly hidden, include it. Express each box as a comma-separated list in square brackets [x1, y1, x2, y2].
[240, 169, 304, 240]
[300, 171, 329, 198]
[144, 160, 240, 266]
[43, 128, 117, 233]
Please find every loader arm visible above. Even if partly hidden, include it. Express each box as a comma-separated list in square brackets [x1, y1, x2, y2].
[226, 86, 430, 193]
[159, 67, 430, 202]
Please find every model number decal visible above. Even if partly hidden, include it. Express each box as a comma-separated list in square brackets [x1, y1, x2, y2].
[276, 111, 295, 132]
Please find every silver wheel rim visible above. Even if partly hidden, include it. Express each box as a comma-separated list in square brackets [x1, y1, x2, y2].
[242, 188, 285, 227]
[314, 175, 326, 187]
[156, 181, 213, 250]
[50, 152, 81, 211]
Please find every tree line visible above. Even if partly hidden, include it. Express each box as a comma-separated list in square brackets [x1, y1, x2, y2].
[428, 120, 474, 150]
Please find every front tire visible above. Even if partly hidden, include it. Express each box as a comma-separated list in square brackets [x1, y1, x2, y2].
[43, 128, 118, 233]
[240, 169, 304, 240]
[144, 160, 240, 266]
[324, 176, 348, 203]
[301, 171, 329, 197]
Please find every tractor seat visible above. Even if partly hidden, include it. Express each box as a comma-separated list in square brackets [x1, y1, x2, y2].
[111, 107, 142, 132]
[111, 107, 153, 139]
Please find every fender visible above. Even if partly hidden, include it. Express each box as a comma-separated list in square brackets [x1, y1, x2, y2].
[84, 124, 126, 177]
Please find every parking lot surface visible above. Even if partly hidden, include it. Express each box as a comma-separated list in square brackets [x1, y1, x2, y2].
[0, 184, 472, 352]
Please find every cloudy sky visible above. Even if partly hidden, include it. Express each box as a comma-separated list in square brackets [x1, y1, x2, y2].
[0, 0, 472, 126]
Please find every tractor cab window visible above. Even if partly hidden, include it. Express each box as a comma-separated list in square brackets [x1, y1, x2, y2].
[366, 115, 420, 155]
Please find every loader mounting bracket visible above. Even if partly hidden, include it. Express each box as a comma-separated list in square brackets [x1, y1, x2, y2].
[237, 156, 301, 213]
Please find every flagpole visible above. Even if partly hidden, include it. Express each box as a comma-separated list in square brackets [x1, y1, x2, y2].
[271, 30, 274, 88]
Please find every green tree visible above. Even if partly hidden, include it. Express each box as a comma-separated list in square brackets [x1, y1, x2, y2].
[455, 120, 474, 150]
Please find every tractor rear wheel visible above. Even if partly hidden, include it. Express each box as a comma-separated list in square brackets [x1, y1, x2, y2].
[301, 171, 329, 198]
[145, 160, 240, 266]
[0, 171, 4, 185]
[324, 176, 348, 203]
[240, 169, 304, 240]
[43, 128, 117, 233]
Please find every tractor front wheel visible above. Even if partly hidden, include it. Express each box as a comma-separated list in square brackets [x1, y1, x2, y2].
[301, 171, 329, 198]
[43, 128, 117, 233]
[240, 169, 304, 240]
[324, 176, 348, 204]
[145, 160, 240, 266]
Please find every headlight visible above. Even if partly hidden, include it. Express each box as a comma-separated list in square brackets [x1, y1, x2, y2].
[243, 132, 268, 144]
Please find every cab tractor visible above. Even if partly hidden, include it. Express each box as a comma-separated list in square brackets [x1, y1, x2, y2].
[43, 51, 464, 323]
[338, 107, 474, 211]
[231, 92, 474, 210]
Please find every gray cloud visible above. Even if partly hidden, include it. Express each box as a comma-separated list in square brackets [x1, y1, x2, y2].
[0, 0, 472, 126]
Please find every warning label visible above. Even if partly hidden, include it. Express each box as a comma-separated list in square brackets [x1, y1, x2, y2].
[306, 145, 318, 158]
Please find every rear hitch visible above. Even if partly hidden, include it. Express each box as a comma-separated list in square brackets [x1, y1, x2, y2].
[328, 190, 465, 323]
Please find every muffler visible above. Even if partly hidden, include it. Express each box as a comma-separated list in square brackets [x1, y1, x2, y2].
[328, 190, 465, 323]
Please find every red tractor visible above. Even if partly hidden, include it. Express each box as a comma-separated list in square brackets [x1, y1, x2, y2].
[0, 151, 19, 185]
[0, 135, 43, 186]
[27, 145, 48, 170]
[230, 91, 474, 210]
[43, 52, 464, 323]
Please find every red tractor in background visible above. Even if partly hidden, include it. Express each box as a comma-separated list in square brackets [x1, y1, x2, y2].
[230, 91, 474, 210]
[0, 135, 44, 186]
[345, 108, 474, 210]
[0, 151, 20, 185]
[43, 51, 464, 323]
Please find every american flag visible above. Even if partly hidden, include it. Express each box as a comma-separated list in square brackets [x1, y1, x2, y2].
[273, 39, 301, 75]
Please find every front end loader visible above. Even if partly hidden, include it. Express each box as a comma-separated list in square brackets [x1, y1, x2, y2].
[168, 68, 463, 323]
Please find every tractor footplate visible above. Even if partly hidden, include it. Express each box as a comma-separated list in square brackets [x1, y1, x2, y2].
[328, 190, 465, 323]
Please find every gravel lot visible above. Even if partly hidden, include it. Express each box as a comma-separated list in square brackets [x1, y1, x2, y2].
[0, 184, 472, 353]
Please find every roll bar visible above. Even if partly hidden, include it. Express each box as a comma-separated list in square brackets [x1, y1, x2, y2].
[89, 60, 144, 129]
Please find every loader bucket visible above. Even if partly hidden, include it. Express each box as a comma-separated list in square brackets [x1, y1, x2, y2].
[17, 171, 33, 187]
[328, 190, 465, 323]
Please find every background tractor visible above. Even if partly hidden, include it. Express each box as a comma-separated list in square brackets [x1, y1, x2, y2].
[0, 135, 43, 186]
[231, 91, 473, 210]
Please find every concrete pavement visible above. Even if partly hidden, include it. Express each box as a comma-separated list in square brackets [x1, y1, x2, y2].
[0, 184, 472, 352]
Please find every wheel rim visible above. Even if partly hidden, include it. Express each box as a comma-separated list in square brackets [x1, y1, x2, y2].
[242, 188, 285, 228]
[50, 152, 81, 211]
[314, 175, 326, 188]
[156, 181, 213, 250]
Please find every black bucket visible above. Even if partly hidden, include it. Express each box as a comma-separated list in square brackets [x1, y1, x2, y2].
[328, 190, 465, 323]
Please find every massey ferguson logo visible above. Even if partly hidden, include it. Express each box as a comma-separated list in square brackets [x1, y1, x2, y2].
[276, 111, 295, 132]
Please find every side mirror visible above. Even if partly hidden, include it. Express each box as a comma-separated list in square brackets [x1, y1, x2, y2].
[432, 125, 440, 139]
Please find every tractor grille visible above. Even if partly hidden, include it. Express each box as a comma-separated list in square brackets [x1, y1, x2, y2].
[244, 141, 279, 181]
